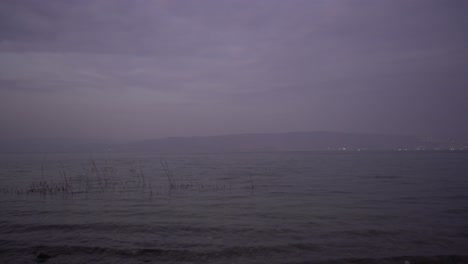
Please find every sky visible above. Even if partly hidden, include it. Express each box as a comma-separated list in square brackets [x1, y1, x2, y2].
[1, 0, 467, 141]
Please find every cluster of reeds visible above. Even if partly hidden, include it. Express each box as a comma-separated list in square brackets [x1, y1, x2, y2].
[160, 160, 175, 189]
[0, 158, 255, 198]
[0, 180, 70, 196]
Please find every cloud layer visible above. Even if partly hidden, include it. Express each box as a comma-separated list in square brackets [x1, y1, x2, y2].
[1, 0, 467, 140]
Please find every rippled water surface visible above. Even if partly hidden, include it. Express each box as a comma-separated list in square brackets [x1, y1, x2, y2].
[1, 151, 467, 263]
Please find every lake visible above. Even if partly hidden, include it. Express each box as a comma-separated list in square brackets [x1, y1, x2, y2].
[1, 151, 467, 263]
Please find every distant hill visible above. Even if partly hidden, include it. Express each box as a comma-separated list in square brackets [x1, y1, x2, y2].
[0, 138, 110, 153]
[119, 131, 436, 152]
[0, 132, 445, 153]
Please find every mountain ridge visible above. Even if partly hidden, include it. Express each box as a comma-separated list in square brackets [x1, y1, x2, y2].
[0, 131, 454, 153]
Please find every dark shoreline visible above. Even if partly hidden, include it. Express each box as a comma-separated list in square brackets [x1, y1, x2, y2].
[310, 255, 468, 264]
[1, 246, 467, 264]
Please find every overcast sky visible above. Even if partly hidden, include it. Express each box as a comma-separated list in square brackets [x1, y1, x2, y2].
[1, 0, 467, 141]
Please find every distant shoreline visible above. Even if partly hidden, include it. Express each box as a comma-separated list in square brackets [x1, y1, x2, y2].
[1, 247, 467, 264]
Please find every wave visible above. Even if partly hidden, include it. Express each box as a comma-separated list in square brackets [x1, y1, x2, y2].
[1, 243, 467, 264]
[0, 222, 302, 236]
[0, 243, 322, 262]
[290, 255, 468, 264]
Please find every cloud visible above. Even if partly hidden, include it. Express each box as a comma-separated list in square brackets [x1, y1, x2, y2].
[0, 0, 467, 140]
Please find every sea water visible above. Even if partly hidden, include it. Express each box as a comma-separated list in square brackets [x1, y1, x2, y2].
[0, 151, 467, 263]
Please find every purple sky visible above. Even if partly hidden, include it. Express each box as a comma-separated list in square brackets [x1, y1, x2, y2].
[1, 0, 467, 141]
